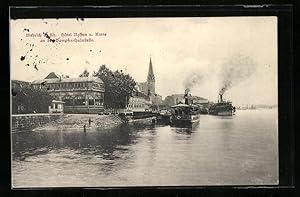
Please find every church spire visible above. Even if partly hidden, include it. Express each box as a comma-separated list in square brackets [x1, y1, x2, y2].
[147, 56, 155, 82]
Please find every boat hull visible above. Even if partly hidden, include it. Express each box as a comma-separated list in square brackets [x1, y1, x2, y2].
[208, 102, 235, 116]
[170, 115, 200, 128]
[209, 111, 233, 116]
[217, 111, 233, 116]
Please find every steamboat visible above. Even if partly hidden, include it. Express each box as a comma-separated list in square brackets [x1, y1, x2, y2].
[169, 89, 201, 128]
[209, 94, 235, 116]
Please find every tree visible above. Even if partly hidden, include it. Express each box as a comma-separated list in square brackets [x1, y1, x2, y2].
[93, 65, 136, 109]
[12, 81, 53, 114]
[79, 69, 89, 77]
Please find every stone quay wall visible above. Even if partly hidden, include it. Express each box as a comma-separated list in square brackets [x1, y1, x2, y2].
[12, 114, 63, 132]
[33, 114, 125, 131]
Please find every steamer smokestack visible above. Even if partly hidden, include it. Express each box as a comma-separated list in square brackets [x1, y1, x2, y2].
[184, 88, 190, 105]
[219, 94, 223, 103]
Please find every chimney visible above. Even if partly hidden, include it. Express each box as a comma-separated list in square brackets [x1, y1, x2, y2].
[219, 94, 223, 102]
[184, 88, 190, 105]
[185, 97, 189, 105]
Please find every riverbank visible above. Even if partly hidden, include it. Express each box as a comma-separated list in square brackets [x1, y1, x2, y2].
[33, 114, 125, 131]
[12, 114, 63, 132]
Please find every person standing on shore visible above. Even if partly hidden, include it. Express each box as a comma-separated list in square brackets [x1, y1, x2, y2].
[83, 124, 86, 133]
[88, 118, 92, 127]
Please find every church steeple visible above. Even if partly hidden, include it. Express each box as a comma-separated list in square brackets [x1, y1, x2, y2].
[147, 57, 155, 82]
[147, 56, 155, 95]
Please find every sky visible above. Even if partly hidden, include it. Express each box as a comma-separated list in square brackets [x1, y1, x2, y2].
[10, 17, 277, 106]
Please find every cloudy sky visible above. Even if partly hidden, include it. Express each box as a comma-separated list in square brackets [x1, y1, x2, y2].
[10, 17, 277, 106]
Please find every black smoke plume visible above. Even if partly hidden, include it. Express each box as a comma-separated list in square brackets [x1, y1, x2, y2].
[183, 70, 204, 91]
[219, 54, 257, 96]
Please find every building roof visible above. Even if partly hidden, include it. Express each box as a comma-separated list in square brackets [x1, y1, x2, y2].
[51, 100, 65, 104]
[134, 84, 141, 92]
[166, 94, 208, 100]
[190, 96, 208, 101]
[171, 104, 190, 108]
[11, 80, 30, 86]
[32, 76, 104, 84]
[170, 94, 184, 97]
[137, 82, 148, 92]
[45, 72, 60, 79]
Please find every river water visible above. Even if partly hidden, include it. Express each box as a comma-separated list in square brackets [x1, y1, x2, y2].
[12, 109, 278, 187]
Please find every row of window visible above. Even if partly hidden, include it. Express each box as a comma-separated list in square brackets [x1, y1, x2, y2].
[61, 94, 104, 99]
[34, 82, 104, 90]
[130, 99, 148, 103]
[128, 104, 145, 108]
[62, 98, 104, 106]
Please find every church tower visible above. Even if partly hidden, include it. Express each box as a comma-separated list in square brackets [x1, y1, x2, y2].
[147, 57, 156, 95]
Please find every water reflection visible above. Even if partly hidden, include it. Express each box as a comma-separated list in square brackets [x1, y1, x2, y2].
[170, 121, 200, 134]
[173, 127, 193, 135]
[216, 115, 234, 120]
[12, 123, 138, 162]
